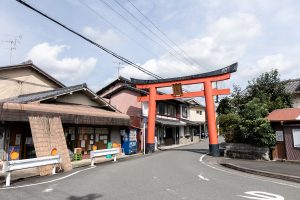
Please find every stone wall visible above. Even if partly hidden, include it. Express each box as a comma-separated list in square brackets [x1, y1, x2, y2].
[224, 143, 270, 160]
[29, 115, 72, 176]
[179, 137, 191, 145]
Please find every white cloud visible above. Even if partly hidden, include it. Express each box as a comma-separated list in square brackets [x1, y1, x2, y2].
[26, 43, 97, 82]
[82, 26, 121, 47]
[120, 13, 261, 80]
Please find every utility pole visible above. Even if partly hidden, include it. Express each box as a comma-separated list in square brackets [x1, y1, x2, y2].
[2, 35, 22, 64]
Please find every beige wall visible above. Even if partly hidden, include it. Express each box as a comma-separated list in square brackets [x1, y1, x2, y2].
[0, 68, 59, 99]
[56, 92, 100, 107]
[189, 107, 206, 122]
[292, 94, 300, 108]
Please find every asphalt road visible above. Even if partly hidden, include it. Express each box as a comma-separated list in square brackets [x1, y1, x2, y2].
[1, 140, 300, 200]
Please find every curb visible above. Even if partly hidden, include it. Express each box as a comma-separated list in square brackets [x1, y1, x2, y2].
[220, 162, 300, 183]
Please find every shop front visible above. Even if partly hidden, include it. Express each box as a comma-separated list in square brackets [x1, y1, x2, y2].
[0, 103, 130, 162]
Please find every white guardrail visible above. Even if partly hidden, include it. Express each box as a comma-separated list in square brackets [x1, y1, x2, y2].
[90, 148, 119, 167]
[2, 155, 61, 187]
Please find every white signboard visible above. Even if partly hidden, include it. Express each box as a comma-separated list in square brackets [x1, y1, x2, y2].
[276, 131, 284, 142]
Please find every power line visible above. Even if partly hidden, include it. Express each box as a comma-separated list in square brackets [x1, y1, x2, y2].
[99, 0, 193, 68]
[16, 0, 202, 97]
[113, 0, 197, 71]
[127, 0, 203, 68]
[16, 0, 162, 79]
[78, 0, 160, 59]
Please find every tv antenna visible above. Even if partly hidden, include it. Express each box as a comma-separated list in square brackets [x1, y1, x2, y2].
[113, 61, 125, 78]
[2, 35, 22, 64]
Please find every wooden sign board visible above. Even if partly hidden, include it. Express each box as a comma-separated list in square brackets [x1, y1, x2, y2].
[172, 83, 183, 96]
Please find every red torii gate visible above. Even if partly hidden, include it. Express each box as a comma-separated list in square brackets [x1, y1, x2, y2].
[131, 63, 238, 156]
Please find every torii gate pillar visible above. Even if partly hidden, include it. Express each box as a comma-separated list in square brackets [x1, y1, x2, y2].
[132, 63, 238, 156]
[204, 81, 219, 156]
[147, 86, 157, 153]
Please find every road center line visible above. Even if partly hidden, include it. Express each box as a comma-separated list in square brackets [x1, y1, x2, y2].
[199, 154, 300, 189]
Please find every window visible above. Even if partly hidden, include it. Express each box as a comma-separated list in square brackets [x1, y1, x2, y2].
[196, 110, 202, 115]
[292, 129, 300, 148]
[182, 106, 188, 118]
[157, 102, 165, 115]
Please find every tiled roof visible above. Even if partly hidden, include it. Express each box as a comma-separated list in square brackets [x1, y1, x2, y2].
[96, 76, 131, 95]
[2, 103, 130, 126]
[285, 78, 300, 94]
[4, 83, 87, 103]
[267, 108, 300, 121]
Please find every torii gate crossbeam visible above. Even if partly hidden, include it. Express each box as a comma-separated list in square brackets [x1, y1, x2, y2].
[131, 63, 238, 156]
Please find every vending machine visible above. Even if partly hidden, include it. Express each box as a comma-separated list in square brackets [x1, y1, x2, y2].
[121, 128, 137, 155]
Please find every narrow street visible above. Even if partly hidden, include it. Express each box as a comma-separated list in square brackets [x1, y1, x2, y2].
[1, 140, 299, 200]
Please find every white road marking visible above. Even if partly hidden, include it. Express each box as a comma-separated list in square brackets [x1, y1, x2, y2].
[199, 154, 300, 189]
[42, 188, 53, 193]
[239, 191, 284, 200]
[0, 166, 96, 190]
[198, 174, 209, 181]
[199, 154, 206, 162]
[166, 188, 178, 195]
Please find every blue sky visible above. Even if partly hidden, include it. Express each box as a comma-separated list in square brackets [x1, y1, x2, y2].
[1, 0, 300, 92]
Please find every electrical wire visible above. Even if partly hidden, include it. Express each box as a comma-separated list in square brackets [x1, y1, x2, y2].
[113, 0, 198, 72]
[127, 0, 203, 68]
[78, 0, 160, 59]
[99, 0, 194, 68]
[16, 0, 162, 79]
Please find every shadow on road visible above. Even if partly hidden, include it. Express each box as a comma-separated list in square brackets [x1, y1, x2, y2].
[68, 193, 103, 200]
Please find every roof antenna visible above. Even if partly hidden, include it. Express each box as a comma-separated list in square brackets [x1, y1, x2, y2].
[2, 35, 22, 64]
[113, 60, 124, 78]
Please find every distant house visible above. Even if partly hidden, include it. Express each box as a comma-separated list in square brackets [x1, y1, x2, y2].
[97, 76, 203, 150]
[285, 78, 300, 108]
[268, 108, 300, 160]
[186, 99, 207, 136]
[0, 62, 129, 174]
[266, 78, 300, 160]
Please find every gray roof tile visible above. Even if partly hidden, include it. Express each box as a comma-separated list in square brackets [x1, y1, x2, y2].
[3, 83, 87, 103]
[285, 78, 300, 93]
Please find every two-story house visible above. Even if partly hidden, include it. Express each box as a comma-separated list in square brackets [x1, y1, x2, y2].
[97, 76, 203, 150]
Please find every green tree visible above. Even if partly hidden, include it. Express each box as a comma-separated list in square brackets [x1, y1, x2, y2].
[217, 69, 292, 147]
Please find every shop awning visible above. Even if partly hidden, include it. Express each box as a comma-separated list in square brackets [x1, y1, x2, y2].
[156, 118, 186, 126]
[0, 103, 130, 126]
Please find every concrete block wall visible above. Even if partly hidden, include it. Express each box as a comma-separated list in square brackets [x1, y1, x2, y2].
[225, 143, 270, 160]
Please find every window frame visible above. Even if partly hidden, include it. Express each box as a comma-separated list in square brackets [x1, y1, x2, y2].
[292, 129, 300, 148]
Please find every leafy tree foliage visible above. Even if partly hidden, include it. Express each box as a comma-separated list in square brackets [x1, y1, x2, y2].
[217, 69, 292, 147]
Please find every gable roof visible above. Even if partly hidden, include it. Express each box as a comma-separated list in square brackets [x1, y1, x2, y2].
[2, 83, 119, 112]
[0, 61, 65, 88]
[285, 78, 300, 94]
[267, 108, 300, 122]
[96, 76, 131, 95]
